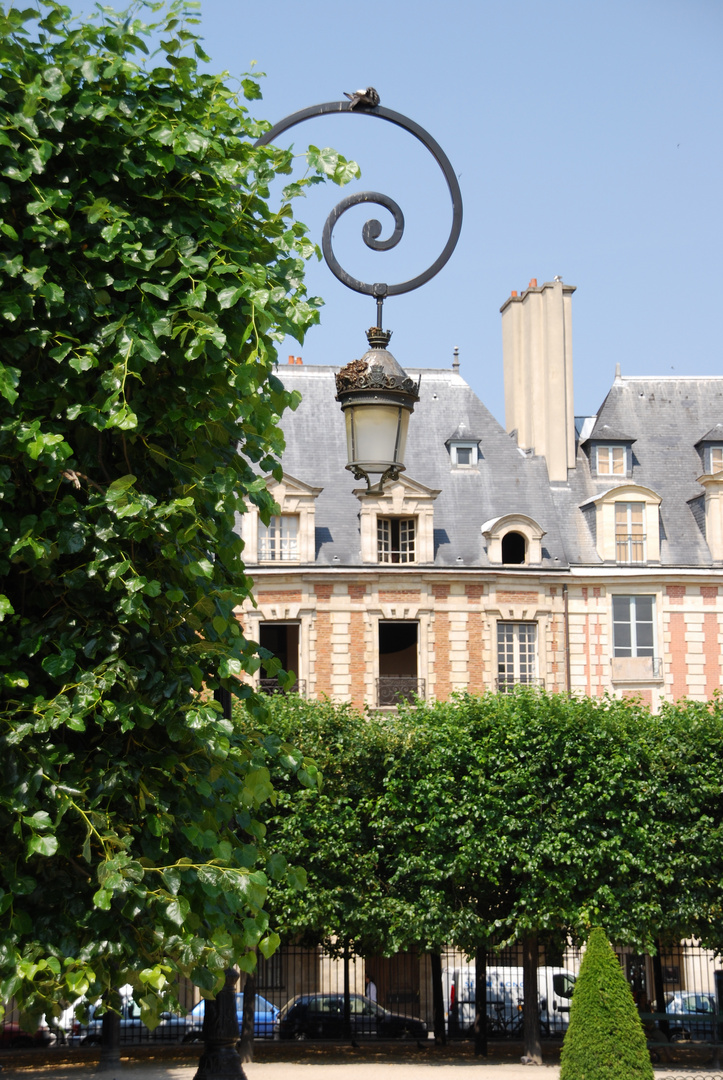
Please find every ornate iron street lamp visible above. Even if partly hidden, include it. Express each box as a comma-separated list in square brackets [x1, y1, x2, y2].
[255, 90, 463, 493]
[192, 93, 464, 1080]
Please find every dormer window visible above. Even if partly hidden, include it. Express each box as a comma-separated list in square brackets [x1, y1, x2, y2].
[596, 445, 628, 476]
[584, 425, 635, 478]
[708, 445, 723, 473]
[580, 485, 661, 564]
[446, 422, 480, 469]
[378, 517, 416, 563]
[356, 476, 440, 564]
[501, 531, 526, 564]
[615, 502, 645, 563]
[241, 472, 322, 564]
[259, 515, 299, 562]
[695, 426, 723, 475]
[451, 443, 478, 467]
[482, 514, 545, 566]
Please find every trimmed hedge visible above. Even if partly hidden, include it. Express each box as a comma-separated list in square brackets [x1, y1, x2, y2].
[560, 927, 653, 1080]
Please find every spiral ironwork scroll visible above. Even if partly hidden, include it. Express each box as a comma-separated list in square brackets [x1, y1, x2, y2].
[254, 99, 463, 302]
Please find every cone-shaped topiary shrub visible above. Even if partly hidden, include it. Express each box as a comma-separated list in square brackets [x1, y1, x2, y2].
[560, 927, 653, 1080]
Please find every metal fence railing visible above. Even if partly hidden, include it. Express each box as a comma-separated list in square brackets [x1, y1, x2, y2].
[3, 940, 723, 1050]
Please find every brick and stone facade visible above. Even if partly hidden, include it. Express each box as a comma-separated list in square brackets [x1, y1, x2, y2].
[238, 280, 723, 712]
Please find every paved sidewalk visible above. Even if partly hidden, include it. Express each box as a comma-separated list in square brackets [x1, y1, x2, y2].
[1, 1061, 563, 1080]
[2, 1058, 723, 1080]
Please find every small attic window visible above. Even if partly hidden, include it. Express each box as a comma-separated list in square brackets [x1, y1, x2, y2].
[708, 445, 723, 473]
[482, 514, 545, 566]
[502, 531, 526, 564]
[595, 444, 629, 476]
[451, 442, 478, 467]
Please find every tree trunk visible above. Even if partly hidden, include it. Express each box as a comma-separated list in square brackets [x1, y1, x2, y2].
[522, 932, 542, 1064]
[99, 995, 121, 1072]
[473, 946, 487, 1057]
[238, 971, 255, 1064]
[652, 941, 669, 1039]
[342, 943, 352, 1041]
[194, 968, 245, 1080]
[430, 951, 446, 1045]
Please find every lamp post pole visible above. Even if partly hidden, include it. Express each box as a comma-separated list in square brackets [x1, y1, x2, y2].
[194, 687, 242, 1080]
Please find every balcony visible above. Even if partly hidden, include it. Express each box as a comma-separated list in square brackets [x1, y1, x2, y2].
[259, 678, 306, 696]
[376, 676, 426, 707]
[496, 676, 545, 693]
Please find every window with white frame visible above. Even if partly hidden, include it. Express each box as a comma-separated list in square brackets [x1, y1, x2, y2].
[596, 444, 627, 475]
[377, 517, 416, 564]
[450, 443, 478, 467]
[612, 595, 655, 657]
[258, 514, 299, 561]
[709, 445, 723, 473]
[615, 501, 645, 563]
[497, 622, 538, 689]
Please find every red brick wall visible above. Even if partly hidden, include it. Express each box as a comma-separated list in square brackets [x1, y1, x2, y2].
[350, 610, 366, 707]
[257, 590, 302, 602]
[496, 590, 539, 605]
[704, 611, 720, 698]
[434, 611, 451, 700]
[468, 611, 485, 692]
[315, 611, 331, 694]
[668, 611, 687, 700]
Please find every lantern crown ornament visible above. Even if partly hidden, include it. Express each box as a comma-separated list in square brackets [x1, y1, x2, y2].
[255, 92, 462, 492]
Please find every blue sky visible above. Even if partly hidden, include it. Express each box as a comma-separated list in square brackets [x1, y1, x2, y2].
[83, 0, 723, 425]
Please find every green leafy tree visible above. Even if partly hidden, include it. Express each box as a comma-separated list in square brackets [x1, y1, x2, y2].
[0, 0, 353, 1029]
[254, 696, 403, 956]
[253, 692, 723, 1057]
[560, 927, 653, 1080]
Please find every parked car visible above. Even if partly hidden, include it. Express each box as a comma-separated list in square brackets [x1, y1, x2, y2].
[666, 991, 717, 1041]
[70, 988, 189, 1046]
[156, 992, 279, 1041]
[0, 1021, 57, 1049]
[276, 993, 427, 1041]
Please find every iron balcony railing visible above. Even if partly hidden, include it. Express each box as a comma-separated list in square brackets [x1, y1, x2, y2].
[615, 533, 646, 563]
[496, 676, 545, 693]
[259, 678, 306, 696]
[377, 676, 426, 707]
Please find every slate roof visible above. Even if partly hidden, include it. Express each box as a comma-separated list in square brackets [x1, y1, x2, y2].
[562, 377, 723, 567]
[246, 367, 723, 570]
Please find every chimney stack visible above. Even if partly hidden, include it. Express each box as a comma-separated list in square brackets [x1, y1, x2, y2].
[500, 278, 576, 482]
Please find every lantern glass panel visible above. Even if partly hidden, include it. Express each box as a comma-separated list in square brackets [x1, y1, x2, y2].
[345, 404, 410, 474]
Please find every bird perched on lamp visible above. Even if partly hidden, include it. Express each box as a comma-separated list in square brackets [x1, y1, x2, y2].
[344, 87, 380, 109]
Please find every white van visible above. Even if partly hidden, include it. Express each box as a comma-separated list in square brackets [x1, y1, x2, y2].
[443, 965, 576, 1037]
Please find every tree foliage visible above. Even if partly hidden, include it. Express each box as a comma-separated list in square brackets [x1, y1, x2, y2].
[560, 927, 653, 1080]
[0, 0, 354, 1028]
[257, 690, 723, 959]
[250, 696, 404, 956]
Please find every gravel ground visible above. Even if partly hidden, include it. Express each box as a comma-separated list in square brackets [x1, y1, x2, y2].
[1, 1044, 721, 1080]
